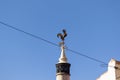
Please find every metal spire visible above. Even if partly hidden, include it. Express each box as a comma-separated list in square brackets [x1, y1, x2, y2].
[57, 29, 68, 63]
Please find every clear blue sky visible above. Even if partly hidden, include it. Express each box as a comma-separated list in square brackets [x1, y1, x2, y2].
[0, 0, 120, 80]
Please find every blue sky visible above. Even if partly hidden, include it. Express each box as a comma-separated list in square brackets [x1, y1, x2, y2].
[0, 0, 120, 80]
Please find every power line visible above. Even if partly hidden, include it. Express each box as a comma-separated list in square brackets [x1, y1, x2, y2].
[0, 21, 107, 65]
[67, 48, 107, 65]
[0, 21, 59, 47]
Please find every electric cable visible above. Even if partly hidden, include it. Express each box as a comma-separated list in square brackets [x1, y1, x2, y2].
[1, 21, 120, 70]
[66, 48, 107, 65]
[0, 21, 59, 47]
[1, 21, 119, 69]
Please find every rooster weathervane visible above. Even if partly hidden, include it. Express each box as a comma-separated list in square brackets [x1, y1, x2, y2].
[57, 29, 67, 44]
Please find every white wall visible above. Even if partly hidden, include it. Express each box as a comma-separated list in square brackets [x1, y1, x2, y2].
[96, 59, 116, 80]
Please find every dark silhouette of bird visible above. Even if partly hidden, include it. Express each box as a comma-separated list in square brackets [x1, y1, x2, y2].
[57, 29, 67, 41]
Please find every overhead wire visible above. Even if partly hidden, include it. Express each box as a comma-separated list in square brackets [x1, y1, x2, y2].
[0, 21, 59, 47]
[1, 21, 120, 70]
[66, 48, 107, 65]
[0, 21, 118, 69]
